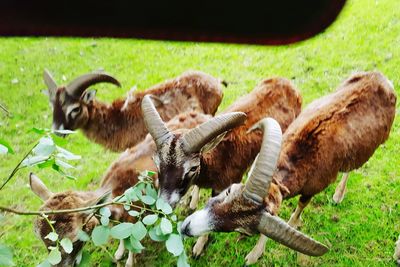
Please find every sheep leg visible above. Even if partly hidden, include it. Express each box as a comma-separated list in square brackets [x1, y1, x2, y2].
[394, 235, 400, 265]
[125, 251, 135, 267]
[333, 172, 350, 204]
[288, 196, 311, 229]
[192, 234, 209, 258]
[244, 234, 268, 266]
[114, 240, 125, 261]
[189, 185, 200, 210]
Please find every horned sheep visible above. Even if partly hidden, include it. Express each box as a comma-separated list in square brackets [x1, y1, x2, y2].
[142, 77, 302, 257]
[29, 109, 243, 267]
[44, 70, 224, 151]
[181, 71, 396, 265]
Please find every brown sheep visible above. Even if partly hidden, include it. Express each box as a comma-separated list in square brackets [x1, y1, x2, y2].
[44, 69, 224, 151]
[141, 77, 302, 257]
[181, 71, 396, 265]
[29, 110, 222, 267]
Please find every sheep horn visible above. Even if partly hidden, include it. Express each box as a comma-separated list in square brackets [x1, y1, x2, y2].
[182, 112, 247, 153]
[243, 118, 282, 203]
[257, 212, 329, 256]
[43, 69, 58, 102]
[66, 72, 121, 97]
[141, 94, 171, 147]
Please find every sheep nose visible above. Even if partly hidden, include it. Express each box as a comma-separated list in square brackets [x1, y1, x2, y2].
[181, 221, 193, 237]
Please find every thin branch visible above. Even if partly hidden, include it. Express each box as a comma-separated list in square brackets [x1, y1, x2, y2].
[0, 141, 39, 190]
[0, 200, 165, 217]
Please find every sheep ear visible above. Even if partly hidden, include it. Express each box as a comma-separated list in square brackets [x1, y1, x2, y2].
[201, 132, 226, 154]
[81, 89, 97, 104]
[29, 173, 53, 201]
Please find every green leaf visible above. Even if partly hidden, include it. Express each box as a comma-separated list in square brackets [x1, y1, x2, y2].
[31, 127, 46, 135]
[0, 244, 14, 266]
[65, 175, 77, 180]
[123, 238, 141, 254]
[0, 139, 13, 154]
[125, 188, 139, 202]
[77, 230, 90, 242]
[100, 216, 109, 226]
[91, 226, 110, 246]
[99, 207, 111, 218]
[148, 226, 168, 242]
[47, 248, 61, 265]
[130, 235, 145, 251]
[177, 251, 190, 267]
[131, 221, 147, 241]
[55, 159, 74, 169]
[160, 218, 173, 235]
[142, 214, 158, 225]
[56, 146, 81, 160]
[110, 223, 134, 239]
[60, 238, 73, 254]
[33, 137, 55, 157]
[22, 155, 49, 167]
[140, 195, 156, 205]
[76, 250, 91, 267]
[145, 184, 158, 199]
[50, 134, 68, 146]
[37, 158, 55, 169]
[166, 234, 184, 256]
[156, 198, 173, 214]
[147, 170, 156, 177]
[128, 210, 140, 217]
[45, 232, 58, 242]
[53, 129, 76, 135]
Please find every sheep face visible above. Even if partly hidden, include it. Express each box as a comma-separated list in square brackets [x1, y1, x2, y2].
[153, 133, 201, 208]
[43, 70, 121, 135]
[181, 183, 263, 236]
[29, 173, 105, 266]
[50, 87, 93, 133]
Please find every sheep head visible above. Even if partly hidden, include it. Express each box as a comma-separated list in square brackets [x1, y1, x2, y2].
[141, 95, 246, 207]
[180, 118, 328, 256]
[29, 173, 109, 266]
[43, 69, 121, 135]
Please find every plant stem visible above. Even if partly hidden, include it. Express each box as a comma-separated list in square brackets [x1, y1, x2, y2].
[0, 201, 166, 216]
[0, 102, 10, 116]
[0, 141, 39, 190]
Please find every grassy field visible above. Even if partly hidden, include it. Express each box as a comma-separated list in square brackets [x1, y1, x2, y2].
[1, 0, 400, 266]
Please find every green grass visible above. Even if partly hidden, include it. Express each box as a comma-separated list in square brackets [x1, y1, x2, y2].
[1, 0, 400, 266]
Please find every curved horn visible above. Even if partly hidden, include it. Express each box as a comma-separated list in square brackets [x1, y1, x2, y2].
[182, 112, 247, 153]
[43, 69, 58, 102]
[243, 118, 282, 203]
[66, 72, 121, 96]
[258, 212, 328, 256]
[141, 95, 171, 147]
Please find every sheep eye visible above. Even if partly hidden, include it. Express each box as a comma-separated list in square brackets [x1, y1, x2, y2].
[189, 166, 198, 172]
[72, 106, 81, 114]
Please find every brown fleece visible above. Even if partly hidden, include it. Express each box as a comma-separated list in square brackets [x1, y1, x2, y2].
[72, 71, 223, 151]
[197, 77, 302, 192]
[271, 71, 396, 201]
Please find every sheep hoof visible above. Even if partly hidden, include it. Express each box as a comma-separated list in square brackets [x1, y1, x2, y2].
[332, 190, 346, 204]
[192, 235, 211, 259]
[288, 216, 303, 229]
[245, 246, 264, 265]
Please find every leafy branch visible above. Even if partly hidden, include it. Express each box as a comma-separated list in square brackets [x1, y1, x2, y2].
[0, 128, 80, 190]
[1, 171, 190, 267]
